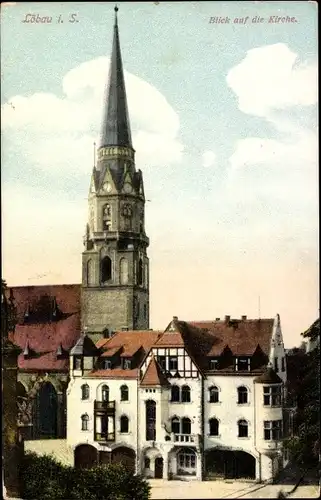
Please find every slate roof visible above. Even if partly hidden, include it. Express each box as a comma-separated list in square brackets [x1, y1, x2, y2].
[140, 355, 170, 387]
[100, 8, 132, 149]
[7, 285, 81, 371]
[254, 366, 283, 384]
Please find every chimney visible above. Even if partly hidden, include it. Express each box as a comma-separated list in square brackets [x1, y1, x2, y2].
[173, 316, 178, 321]
[225, 315, 230, 323]
[241, 315, 247, 321]
[215, 318, 220, 321]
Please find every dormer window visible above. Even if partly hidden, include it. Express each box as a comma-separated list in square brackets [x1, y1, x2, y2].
[74, 357, 82, 370]
[235, 357, 251, 371]
[123, 358, 131, 370]
[103, 359, 112, 369]
[209, 359, 219, 370]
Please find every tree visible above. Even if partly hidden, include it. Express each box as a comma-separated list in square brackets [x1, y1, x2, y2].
[284, 319, 320, 470]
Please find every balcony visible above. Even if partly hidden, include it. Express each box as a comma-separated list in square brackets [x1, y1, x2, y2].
[170, 433, 200, 446]
[94, 431, 115, 442]
[94, 400, 115, 411]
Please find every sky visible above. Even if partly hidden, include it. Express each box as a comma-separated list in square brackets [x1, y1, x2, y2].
[1, 1, 318, 348]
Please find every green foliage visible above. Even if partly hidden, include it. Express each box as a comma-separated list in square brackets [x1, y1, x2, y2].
[20, 452, 151, 500]
[284, 320, 320, 468]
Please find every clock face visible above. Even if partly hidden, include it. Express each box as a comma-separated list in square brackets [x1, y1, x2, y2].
[123, 182, 132, 194]
[103, 182, 112, 193]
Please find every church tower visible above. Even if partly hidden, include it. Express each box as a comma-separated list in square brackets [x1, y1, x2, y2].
[81, 7, 149, 343]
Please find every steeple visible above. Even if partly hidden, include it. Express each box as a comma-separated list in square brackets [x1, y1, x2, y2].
[100, 6, 132, 149]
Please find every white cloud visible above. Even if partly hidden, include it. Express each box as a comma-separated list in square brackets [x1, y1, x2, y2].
[1, 57, 184, 174]
[226, 44, 318, 207]
[226, 43, 318, 118]
[202, 150, 216, 168]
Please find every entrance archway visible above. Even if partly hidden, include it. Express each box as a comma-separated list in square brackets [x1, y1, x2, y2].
[75, 444, 98, 469]
[35, 382, 58, 438]
[155, 456, 163, 478]
[111, 446, 136, 473]
[205, 449, 256, 479]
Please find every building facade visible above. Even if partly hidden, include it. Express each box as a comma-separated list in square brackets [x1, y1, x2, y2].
[67, 314, 288, 482]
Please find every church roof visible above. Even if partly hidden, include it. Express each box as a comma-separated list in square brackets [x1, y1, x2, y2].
[7, 284, 81, 371]
[100, 7, 132, 149]
[140, 355, 169, 387]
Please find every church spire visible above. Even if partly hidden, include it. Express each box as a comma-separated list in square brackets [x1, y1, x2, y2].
[100, 6, 132, 149]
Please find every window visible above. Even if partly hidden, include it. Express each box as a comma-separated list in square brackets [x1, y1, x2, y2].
[181, 385, 191, 403]
[81, 414, 89, 431]
[104, 359, 112, 369]
[236, 357, 251, 371]
[237, 386, 248, 404]
[81, 384, 90, 400]
[120, 385, 129, 401]
[281, 357, 285, 372]
[138, 258, 143, 286]
[264, 420, 282, 440]
[238, 419, 248, 438]
[169, 356, 178, 371]
[274, 357, 278, 372]
[209, 386, 219, 403]
[171, 416, 180, 434]
[145, 400, 156, 441]
[170, 385, 180, 402]
[210, 359, 219, 370]
[101, 385, 109, 402]
[101, 256, 112, 282]
[209, 418, 219, 436]
[74, 357, 82, 370]
[181, 417, 191, 435]
[120, 415, 129, 433]
[123, 359, 131, 370]
[263, 386, 282, 406]
[178, 449, 196, 469]
[103, 204, 111, 217]
[158, 356, 166, 370]
[144, 457, 150, 468]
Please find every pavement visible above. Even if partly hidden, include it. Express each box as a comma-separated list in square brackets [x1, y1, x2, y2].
[149, 479, 321, 499]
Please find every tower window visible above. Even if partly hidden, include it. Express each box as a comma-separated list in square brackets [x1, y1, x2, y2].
[138, 258, 143, 286]
[81, 414, 89, 431]
[101, 256, 112, 282]
[103, 204, 111, 217]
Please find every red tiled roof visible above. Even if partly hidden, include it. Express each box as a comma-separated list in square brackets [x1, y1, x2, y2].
[87, 368, 139, 379]
[190, 319, 273, 356]
[140, 355, 169, 387]
[7, 285, 81, 371]
[100, 345, 122, 357]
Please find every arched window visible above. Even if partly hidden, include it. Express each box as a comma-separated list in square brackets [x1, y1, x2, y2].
[86, 259, 94, 286]
[145, 400, 156, 441]
[181, 417, 191, 435]
[181, 385, 191, 403]
[171, 416, 180, 434]
[81, 414, 89, 431]
[209, 386, 219, 403]
[238, 419, 248, 438]
[138, 258, 143, 286]
[120, 415, 129, 433]
[177, 448, 197, 472]
[120, 385, 129, 401]
[81, 384, 90, 400]
[209, 418, 219, 436]
[119, 258, 128, 285]
[101, 385, 109, 402]
[103, 204, 111, 217]
[237, 386, 248, 404]
[101, 256, 112, 282]
[170, 385, 180, 402]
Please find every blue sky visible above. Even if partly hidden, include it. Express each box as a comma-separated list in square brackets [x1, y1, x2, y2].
[1, 1, 318, 347]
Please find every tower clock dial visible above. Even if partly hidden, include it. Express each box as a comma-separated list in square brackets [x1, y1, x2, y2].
[123, 182, 132, 194]
[102, 182, 112, 193]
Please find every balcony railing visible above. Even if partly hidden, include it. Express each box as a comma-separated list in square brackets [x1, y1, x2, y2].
[94, 431, 115, 442]
[94, 400, 116, 411]
[173, 433, 197, 444]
